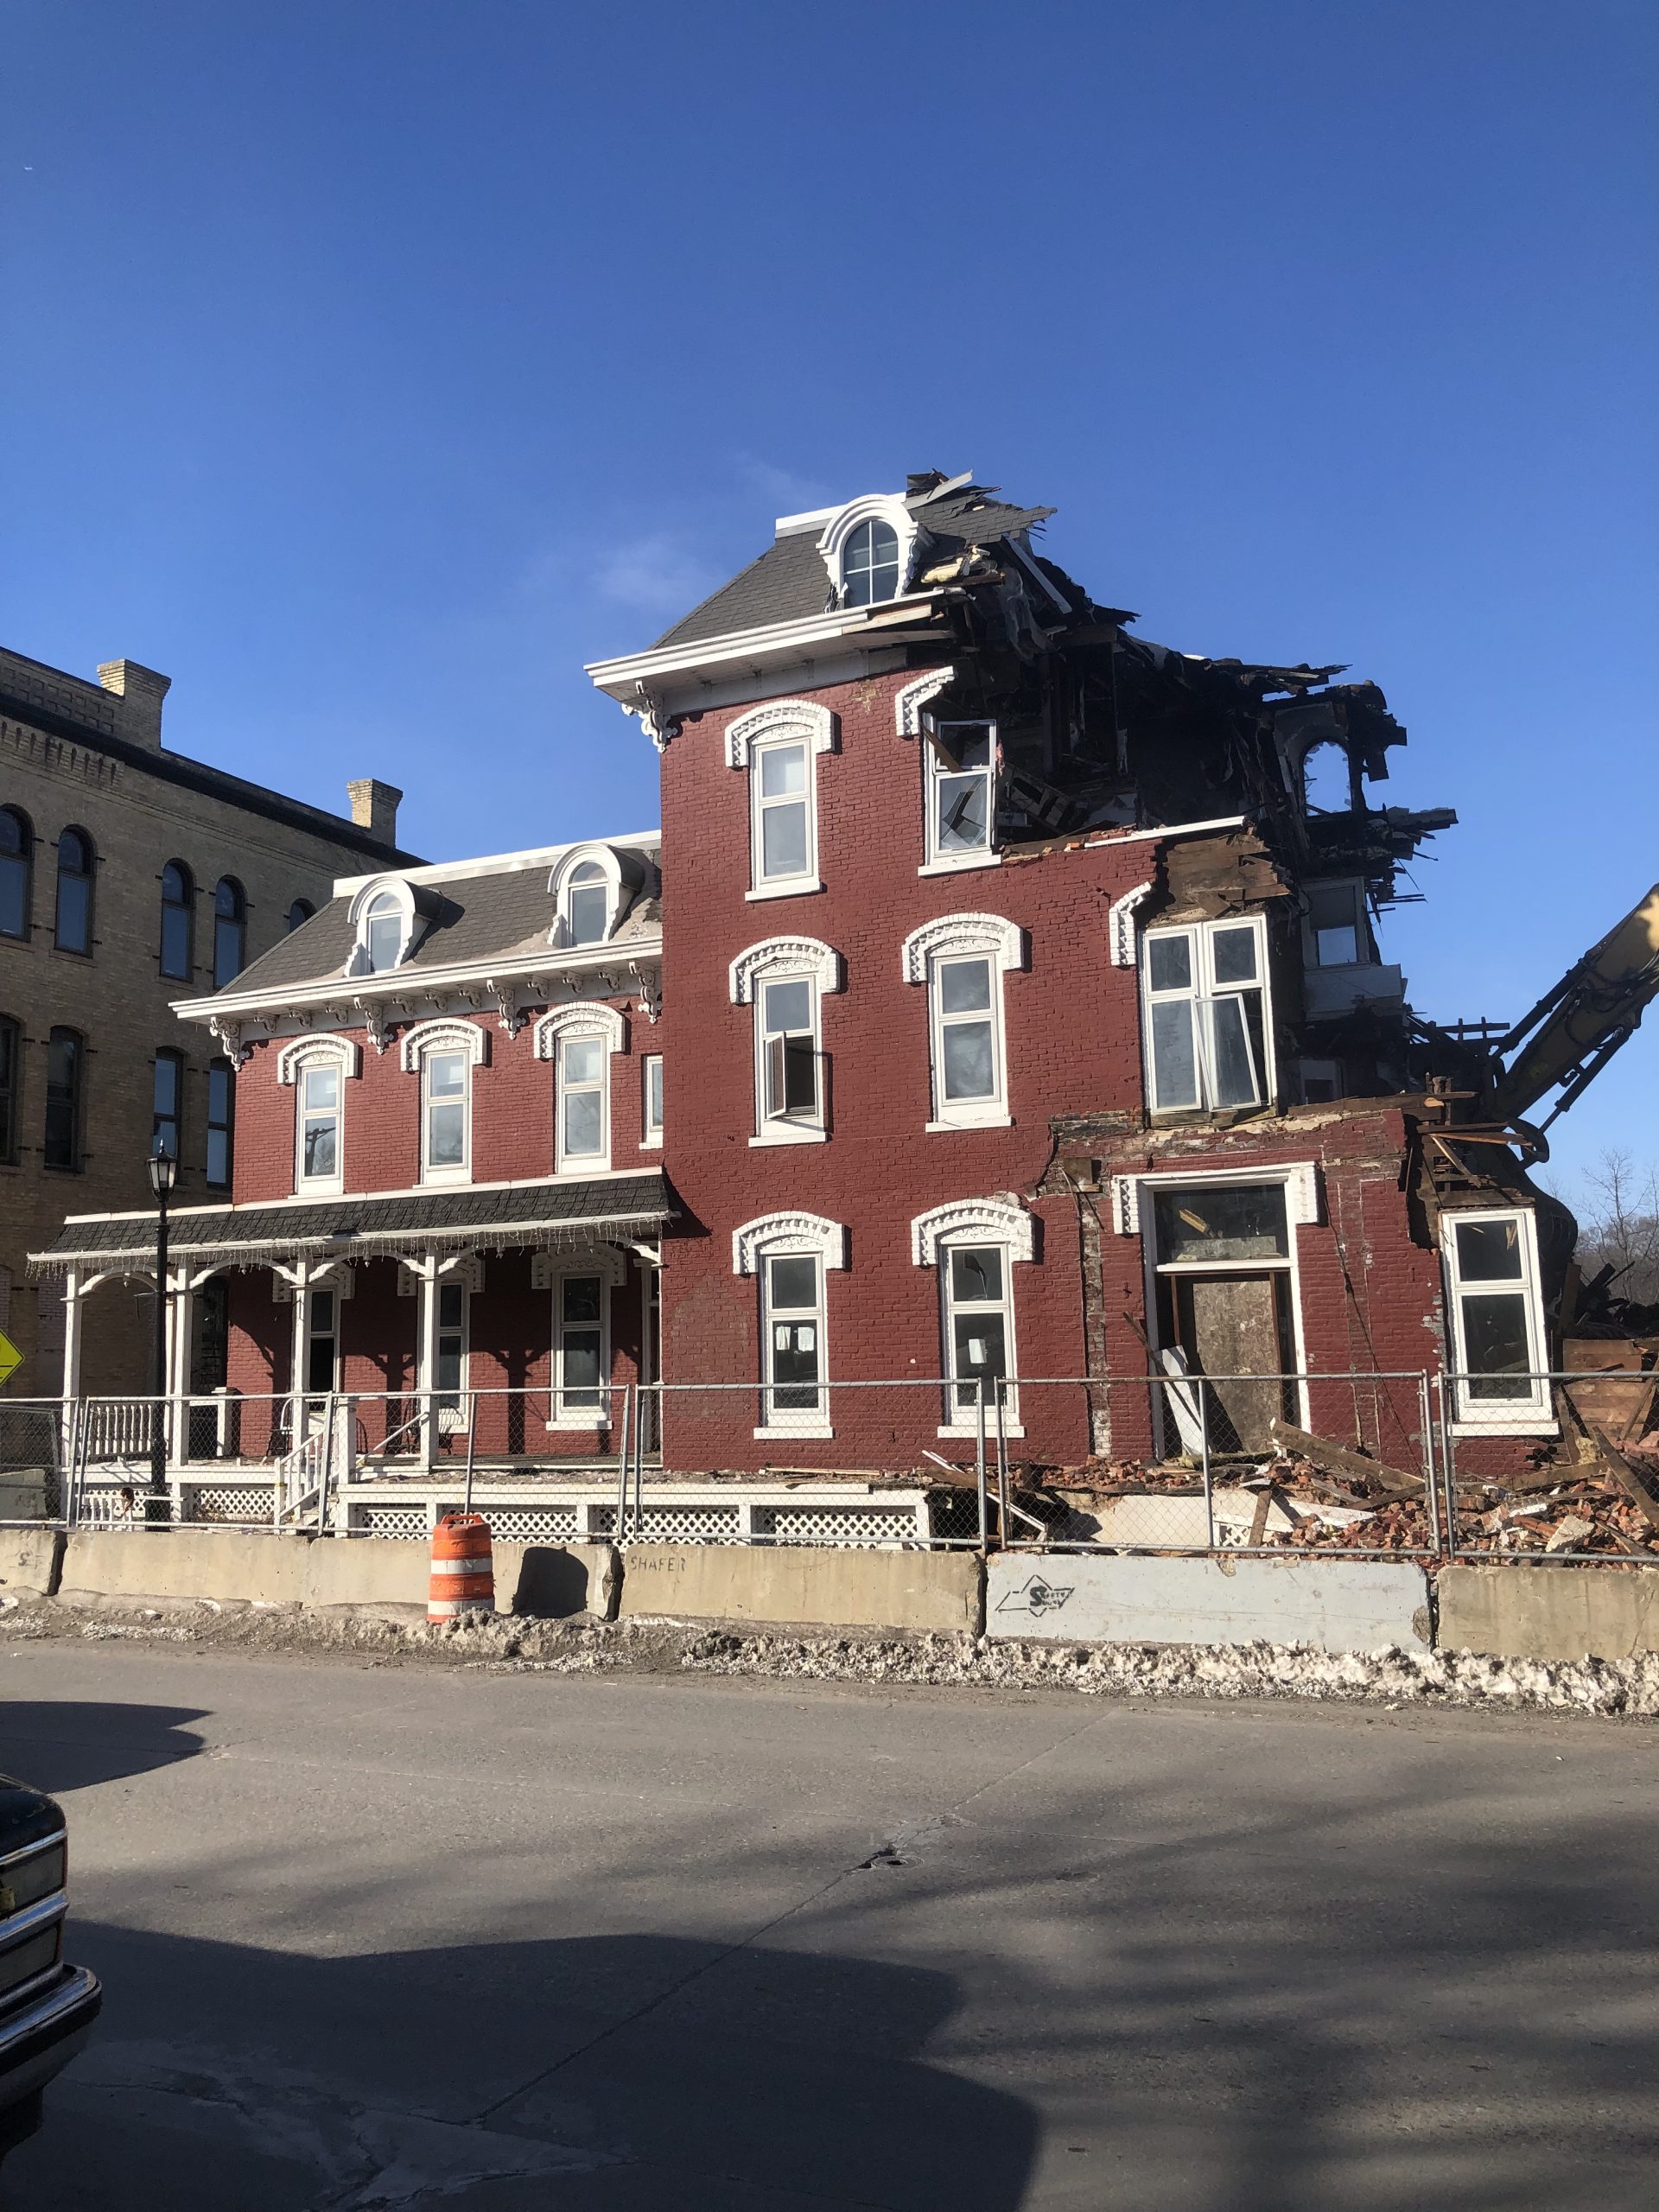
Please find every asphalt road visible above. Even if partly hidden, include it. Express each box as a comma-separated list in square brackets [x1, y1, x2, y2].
[0, 1637, 1653, 2210]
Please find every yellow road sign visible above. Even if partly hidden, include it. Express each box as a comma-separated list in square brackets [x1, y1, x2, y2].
[0, 1333, 19, 1388]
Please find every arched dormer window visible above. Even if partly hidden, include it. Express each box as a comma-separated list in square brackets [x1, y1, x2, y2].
[547, 845, 639, 950]
[0, 809, 34, 942]
[817, 495, 918, 611]
[343, 876, 428, 976]
[213, 877, 247, 987]
[54, 828, 94, 956]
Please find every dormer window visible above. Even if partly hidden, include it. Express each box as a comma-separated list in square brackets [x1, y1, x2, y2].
[549, 844, 640, 950]
[344, 876, 426, 976]
[817, 495, 918, 612]
[365, 893, 403, 971]
[565, 861, 609, 946]
[842, 518, 900, 607]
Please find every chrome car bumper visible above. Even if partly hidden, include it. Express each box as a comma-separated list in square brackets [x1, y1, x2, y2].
[0, 1966, 101, 2113]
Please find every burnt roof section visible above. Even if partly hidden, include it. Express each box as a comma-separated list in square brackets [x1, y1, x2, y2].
[0, 646, 423, 868]
[649, 480, 1057, 651]
[31, 1173, 671, 1270]
[217, 848, 662, 997]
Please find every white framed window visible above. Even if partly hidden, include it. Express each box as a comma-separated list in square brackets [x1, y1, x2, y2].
[1303, 880, 1371, 969]
[641, 1052, 664, 1147]
[925, 722, 996, 868]
[434, 1279, 469, 1421]
[733, 1212, 847, 1439]
[557, 1033, 609, 1169]
[751, 736, 816, 893]
[548, 844, 632, 948]
[1141, 915, 1273, 1115]
[757, 973, 823, 1136]
[1441, 1208, 1552, 1429]
[343, 876, 423, 976]
[912, 1199, 1035, 1437]
[298, 1064, 341, 1190]
[555, 1271, 607, 1423]
[423, 1049, 469, 1181]
[900, 915, 1023, 1132]
[729, 938, 841, 1146]
[533, 1004, 626, 1174]
[816, 494, 917, 610]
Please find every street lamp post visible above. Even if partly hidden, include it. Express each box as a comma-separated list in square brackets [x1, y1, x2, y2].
[147, 1147, 178, 1510]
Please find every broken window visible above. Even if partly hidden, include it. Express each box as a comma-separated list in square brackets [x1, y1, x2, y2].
[1306, 881, 1370, 968]
[1146, 1177, 1300, 1453]
[1141, 918, 1271, 1114]
[1441, 1209, 1551, 1426]
[925, 724, 995, 866]
[1300, 741, 1352, 815]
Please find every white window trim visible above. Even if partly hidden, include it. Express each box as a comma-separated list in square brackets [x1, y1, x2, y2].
[533, 1004, 626, 1176]
[342, 876, 423, 977]
[398, 1019, 487, 1190]
[1108, 881, 1156, 969]
[894, 667, 957, 737]
[912, 1198, 1035, 1440]
[555, 1033, 611, 1174]
[280, 1038, 359, 1197]
[817, 494, 918, 607]
[728, 704, 836, 900]
[432, 1275, 472, 1429]
[1141, 913, 1276, 1115]
[922, 720, 999, 872]
[734, 1213, 845, 1440]
[1440, 1206, 1555, 1433]
[640, 1052, 664, 1150]
[536, 1247, 625, 1430]
[1111, 1165, 1316, 1441]
[548, 843, 627, 949]
[900, 915, 1024, 1132]
[731, 938, 842, 1147]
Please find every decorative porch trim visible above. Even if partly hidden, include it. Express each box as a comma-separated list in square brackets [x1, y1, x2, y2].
[732, 1211, 849, 1277]
[910, 1197, 1036, 1268]
[398, 1255, 486, 1294]
[531, 1246, 627, 1289]
[274, 1264, 355, 1303]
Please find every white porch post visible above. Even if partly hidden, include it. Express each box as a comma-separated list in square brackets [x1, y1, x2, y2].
[168, 1262, 194, 1470]
[59, 1267, 82, 1471]
[414, 1251, 441, 1471]
[289, 1259, 315, 1440]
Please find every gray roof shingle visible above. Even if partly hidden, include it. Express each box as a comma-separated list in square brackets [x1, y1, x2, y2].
[32, 1173, 671, 1269]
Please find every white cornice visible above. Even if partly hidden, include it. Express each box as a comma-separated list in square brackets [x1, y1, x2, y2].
[584, 595, 941, 700]
[327, 830, 660, 900]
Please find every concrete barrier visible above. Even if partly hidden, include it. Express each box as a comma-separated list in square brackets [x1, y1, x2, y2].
[987, 1554, 1433, 1653]
[618, 1544, 982, 1635]
[0, 1529, 65, 1600]
[1438, 1564, 1659, 1662]
[58, 1528, 618, 1621]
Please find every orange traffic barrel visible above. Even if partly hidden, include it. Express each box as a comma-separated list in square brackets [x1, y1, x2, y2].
[429, 1512, 494, 1624]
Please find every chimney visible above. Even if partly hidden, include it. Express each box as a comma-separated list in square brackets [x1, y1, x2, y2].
[346, 778, 403, 847]
[97, 658, 171, 750]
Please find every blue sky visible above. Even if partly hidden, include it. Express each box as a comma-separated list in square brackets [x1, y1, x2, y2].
[4, 1, 1655, 1204]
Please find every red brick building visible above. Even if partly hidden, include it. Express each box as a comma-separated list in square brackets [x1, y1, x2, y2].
[35, 473, 1573, 1496]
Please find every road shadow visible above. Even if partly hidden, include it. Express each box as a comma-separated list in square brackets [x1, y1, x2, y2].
[7, 1923, 1039, 2210]
[0, 1703, 207, 1796]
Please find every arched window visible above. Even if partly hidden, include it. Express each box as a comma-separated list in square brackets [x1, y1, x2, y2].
[160, 861, 194, 980]
[842, 518, 900, 607]
[287, 898, 315, 933]
[0, 809, 32, 942]
[54, 827, 93, 955]
[213, 876, 246, 988]
[365, 891, 403, 971]
[564, 861, 609, 946]
[1300, 741, 1351, 815]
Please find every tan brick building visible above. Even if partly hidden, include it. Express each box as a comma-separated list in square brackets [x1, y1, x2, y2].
[0, 645, 418, 1397]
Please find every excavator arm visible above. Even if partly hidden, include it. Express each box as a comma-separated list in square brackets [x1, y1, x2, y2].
[1484, 884, 1659, 1131]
